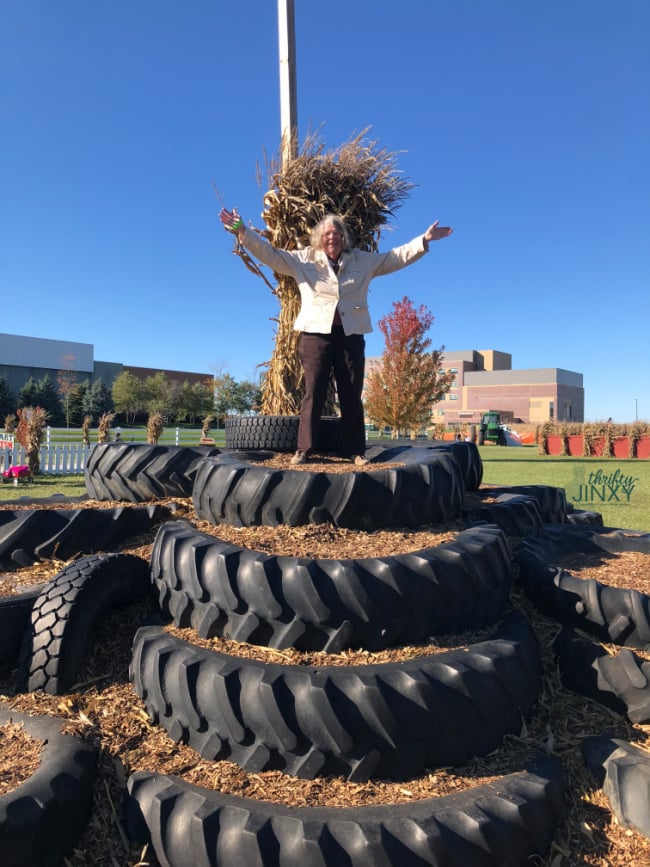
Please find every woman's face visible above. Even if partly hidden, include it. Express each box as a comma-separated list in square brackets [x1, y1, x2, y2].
[321, 223, 343, 260]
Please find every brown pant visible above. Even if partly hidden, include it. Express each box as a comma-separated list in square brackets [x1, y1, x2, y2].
[297, 328, 366, 456]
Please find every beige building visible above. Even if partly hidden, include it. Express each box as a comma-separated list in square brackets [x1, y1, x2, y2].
[366, 348, 584, 425]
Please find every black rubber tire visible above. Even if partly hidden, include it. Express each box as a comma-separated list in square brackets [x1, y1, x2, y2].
[0, 504, 170, 570]
[125, 755, 565, 867]
[18, 552, 150, 694]
[225, 415, 342, 453]
[554, 628, 650, 722]
[84, 442, 221, 502]
[516, 525, 650, 648]
[464, 493, 544, 537]
[130, 611, 542, 782]
[191, 447, 465, 530]
[566, 506, 605, 526]
[151, 520, 512, 652]
[484, 485, 569, 524]
[378, 441, 483, 491]
[0, 586, 43, 666]
[520, 523, 650, 558]
[582, 736, 650, 839]
[0, 705, 97, 867]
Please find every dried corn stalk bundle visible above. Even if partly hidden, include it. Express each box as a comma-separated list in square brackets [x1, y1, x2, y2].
[25, 407, 49, 476]
[147, 411, 164, 444]
[233, 130, 413, 416]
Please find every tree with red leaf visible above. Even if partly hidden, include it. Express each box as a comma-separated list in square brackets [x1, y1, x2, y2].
[365, 296, 453, 437]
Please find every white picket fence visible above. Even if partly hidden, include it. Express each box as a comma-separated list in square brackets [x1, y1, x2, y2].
[1, 444, 91, 475]
[0, 425, 214, 477]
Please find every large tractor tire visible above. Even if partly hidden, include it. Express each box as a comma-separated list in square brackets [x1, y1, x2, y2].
[192, 447, 465, 530]
[84, 442, 221, 502]
[130, 611, 542, 782]
[151, 520, 512, 652]
[125, 755, 565, 867]
[516, 525, 650, 647]
[0, 705, 97, 867]
[0, 504, 169, 569]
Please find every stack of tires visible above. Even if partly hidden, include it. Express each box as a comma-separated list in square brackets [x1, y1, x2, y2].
[125, 443, 566, 866]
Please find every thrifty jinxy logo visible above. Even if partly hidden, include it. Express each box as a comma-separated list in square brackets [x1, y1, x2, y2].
[571, 467, 640, 505]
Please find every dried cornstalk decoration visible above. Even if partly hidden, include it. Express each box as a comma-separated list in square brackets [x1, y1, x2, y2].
[15, 406, 50, 476]
[81, 415, 92, 448]
[201, 414, 215, 438]
[96, 411, 115, 444]
[230, 130, 413, 416]
[146, 412, 164, 444]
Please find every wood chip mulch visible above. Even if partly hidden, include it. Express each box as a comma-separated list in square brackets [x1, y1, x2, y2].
[1, 493, 650, 866]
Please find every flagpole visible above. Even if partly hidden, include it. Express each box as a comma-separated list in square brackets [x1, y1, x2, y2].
[277, 0, 298, 168]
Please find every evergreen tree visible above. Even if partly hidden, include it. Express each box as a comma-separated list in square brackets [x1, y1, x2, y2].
[0, 375, 15, 420]
[83, 378, 113, 421]
[18, 377, 40, 408]
[67, 383, 87, 426]
[35, 375, 64, 425]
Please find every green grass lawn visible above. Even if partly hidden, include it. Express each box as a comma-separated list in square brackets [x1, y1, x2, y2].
[2, 442, 649, 532]
[480, 445, 650, 532]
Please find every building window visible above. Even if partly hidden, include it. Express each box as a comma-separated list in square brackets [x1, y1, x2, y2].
[449, 394, 458, 400]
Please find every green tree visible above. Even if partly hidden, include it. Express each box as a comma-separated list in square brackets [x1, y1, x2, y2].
[365, 296, 454, 437]
[66, 383, 87, 427]
[213, 374, 238, 426]
[83, 378, 113, 421]
[213, 374, 262, 424]
[112, 371, 144, 423]
[32, 375, 64, 425]
[143, 372, 173, 420]
[176, 380, 214, 423]
[18, 377, 40, 408]
[233, 378, 262, 414]
[0, 375, 15, 420]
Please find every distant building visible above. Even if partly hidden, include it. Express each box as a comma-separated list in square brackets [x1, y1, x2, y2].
[0, 332, 211, 395]
[365, 348, 584, 425]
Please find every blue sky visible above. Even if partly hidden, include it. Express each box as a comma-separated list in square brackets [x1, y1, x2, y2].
[2, 1, 648, 421]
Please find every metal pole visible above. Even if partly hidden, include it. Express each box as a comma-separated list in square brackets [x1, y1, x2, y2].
[277, 0, 298, 168]
[636, 398, 638, 420]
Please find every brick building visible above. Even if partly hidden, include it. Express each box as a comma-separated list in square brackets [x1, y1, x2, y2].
[366, 348, 584, 425]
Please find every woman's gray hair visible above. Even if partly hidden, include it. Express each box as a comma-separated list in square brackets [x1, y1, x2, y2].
[310, 214, 353, 252]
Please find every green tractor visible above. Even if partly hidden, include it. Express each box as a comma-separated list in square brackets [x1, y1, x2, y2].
[480, 411, 507, 445]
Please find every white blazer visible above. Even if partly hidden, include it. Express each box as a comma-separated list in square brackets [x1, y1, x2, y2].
[239, 228, 430, 335]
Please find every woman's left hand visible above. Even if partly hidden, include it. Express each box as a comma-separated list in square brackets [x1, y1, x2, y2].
[424, 220, 453, 242]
